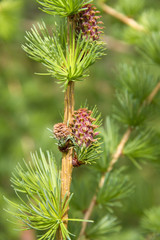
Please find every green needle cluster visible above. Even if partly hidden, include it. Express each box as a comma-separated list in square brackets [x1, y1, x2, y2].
[23, 21, 105, 89]
[5, 150, 92, 240]
[36, 0, 93, 17]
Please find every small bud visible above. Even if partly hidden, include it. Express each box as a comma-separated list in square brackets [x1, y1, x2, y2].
[53, 123, 71, 140]
[53, 123, 72, 153]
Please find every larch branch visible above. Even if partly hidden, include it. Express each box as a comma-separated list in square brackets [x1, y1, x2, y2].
[100, 2, 145, 32]
[99, 127, 132, 188]
[61, 81, 74, 228]
[60, 18, 75, 238]
[78, 81, 160, 238]
[147, 82, 160, 104]
[78, 195, 97, 239]
[78, 128, 131, 239]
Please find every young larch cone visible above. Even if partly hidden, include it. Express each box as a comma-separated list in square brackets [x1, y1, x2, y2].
[53, 123, 72, 152]
[75, 4, 104, 41]
[53, 123, 71, 140]
[70, 108, 99, 148]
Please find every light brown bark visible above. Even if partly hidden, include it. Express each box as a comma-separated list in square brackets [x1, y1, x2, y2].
[147, 82, 160, 104]
[61, 81, 74, 232]
[59, 14, 75, 239]
[100, 3, 145, 32]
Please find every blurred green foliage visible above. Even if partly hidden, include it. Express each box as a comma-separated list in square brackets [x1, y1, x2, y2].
[1, 0, 160, 239]
[0, 0, 22, 40]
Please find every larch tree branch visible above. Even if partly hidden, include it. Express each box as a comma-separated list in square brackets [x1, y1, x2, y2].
[60, 17, 75, 237]
[147, 82, 160, 104]
[78, 81, 160, 239]
[61, 81, 74, 206]
[99, 127, 132, 187]
[78, 128, 132, 239]
[99, 2, 145, 32]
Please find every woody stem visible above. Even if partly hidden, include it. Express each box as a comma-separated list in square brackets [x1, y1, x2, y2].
[60, 18, 75, 239]
[99, 2, 145, 32]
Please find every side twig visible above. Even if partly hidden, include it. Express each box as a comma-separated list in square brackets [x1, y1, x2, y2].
[99, 127, 132, 187]
[79, 128, 132, 239]
[78, 128, 131, 239]
[78, 81, 160, 239]
[100, 2, 145, 32]
[147, 82, 160, 104]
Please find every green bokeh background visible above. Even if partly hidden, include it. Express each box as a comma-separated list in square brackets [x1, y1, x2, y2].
[0, 0, 160, 239]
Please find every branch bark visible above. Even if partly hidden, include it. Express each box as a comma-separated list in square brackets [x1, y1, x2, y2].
[60, 18, 75, 238]
[61, 81, 74, 228]
[100, 2, 145, 32]
[78, 81, 160, 239]
[147, 82, 160, 104]
[99, 127, 132, 187]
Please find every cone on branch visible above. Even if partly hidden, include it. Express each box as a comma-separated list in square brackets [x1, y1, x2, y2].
[75, 4, 104, 41]
[53, 123, 72, 153]
[70, 108, 99, 147]
[70, 108, 100, 167]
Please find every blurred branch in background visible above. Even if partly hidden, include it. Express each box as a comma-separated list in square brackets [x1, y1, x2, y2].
[147, 82, 160, 104]
[78, 80, 160, 239]
[99, 2, 145, 31]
